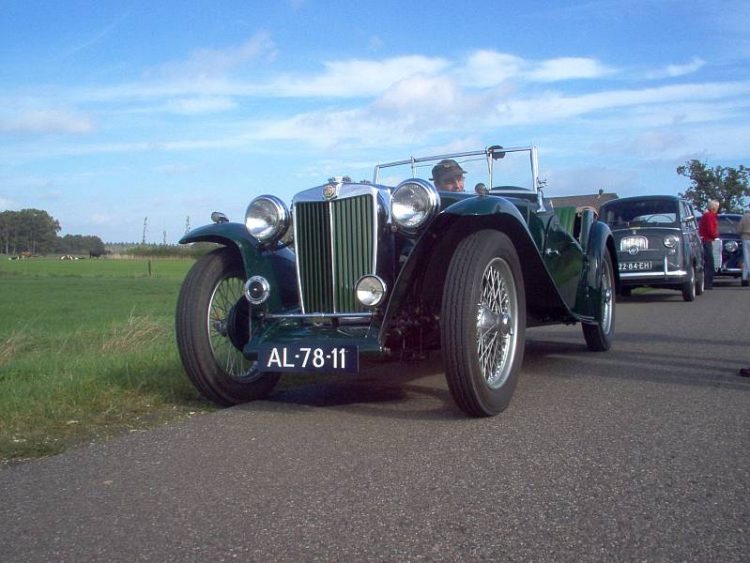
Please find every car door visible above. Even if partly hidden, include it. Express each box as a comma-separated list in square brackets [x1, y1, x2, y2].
[542, 208, 584, 309]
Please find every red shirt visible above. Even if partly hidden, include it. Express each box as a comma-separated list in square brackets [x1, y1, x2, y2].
[699, 211, 719, 242]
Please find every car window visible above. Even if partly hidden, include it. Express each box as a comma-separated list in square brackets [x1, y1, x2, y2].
[718, 216, 739, 235]
[600, 199, 679, 228]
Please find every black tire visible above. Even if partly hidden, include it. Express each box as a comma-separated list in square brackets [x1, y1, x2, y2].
[681, 264, 696, 301]
[583, 251, 615, 351]
[176, 247, 280, 406]
[441, 231, 526, 417]
[695, 267, 705, 296]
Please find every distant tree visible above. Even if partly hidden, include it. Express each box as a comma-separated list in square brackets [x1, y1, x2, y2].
[0, 211, 21, 254]
[55, 234, 105, 255]
[677, 160, 750, 213]
[0, 209, 60, 255]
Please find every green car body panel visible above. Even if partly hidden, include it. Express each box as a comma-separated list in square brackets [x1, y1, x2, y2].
[180, 192, 614, 357]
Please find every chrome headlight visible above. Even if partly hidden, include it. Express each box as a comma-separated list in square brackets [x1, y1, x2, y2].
[663, 234, 679, 248]
[724, 240, 739, 253]
[391, 179, 440, 233]
[245, 195, 290, 243]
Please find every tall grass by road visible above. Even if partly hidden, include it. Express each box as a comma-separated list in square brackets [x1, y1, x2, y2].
[0, 257, 209, 464]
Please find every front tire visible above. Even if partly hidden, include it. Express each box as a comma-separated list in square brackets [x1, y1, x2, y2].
[681, 264, 696, 302]
[176, 247, 280, 406]
[441, 231, 526, 417]
[695, 266, 705, 296]
[583, 250, 615, 351]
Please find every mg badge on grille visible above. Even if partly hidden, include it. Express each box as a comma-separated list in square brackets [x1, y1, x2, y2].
[628, 246, 640, 255]
[322, 184, 337, 200]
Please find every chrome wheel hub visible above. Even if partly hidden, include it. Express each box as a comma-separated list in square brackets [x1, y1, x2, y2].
[207, 276, 257, 380]
[476, 257, 518, 388]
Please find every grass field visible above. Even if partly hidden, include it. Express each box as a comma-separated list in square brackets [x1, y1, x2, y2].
[0, 257, 212, 464]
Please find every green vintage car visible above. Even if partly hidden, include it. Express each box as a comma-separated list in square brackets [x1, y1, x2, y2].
[176, 145, 617, 417]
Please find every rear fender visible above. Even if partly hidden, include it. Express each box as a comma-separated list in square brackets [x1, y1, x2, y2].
[574, 220, 618, 318]
[180, 222, 298, 310]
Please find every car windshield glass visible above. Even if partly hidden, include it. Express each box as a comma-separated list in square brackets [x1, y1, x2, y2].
[601, 199, 679, 228]
[718, 216, 739, 235]
[376, 149, 535, 192]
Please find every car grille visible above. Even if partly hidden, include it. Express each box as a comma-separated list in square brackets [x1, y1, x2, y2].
[619, 235, 649, 252]
[294, 194, 376, 314]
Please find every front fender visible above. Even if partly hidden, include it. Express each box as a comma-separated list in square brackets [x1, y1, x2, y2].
[380, 195, 573, 345]
[180, 222, 298, 310]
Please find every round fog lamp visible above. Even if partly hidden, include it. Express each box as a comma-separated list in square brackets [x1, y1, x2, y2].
[244, 276, 271, 305]
[355, 275, 387, 307]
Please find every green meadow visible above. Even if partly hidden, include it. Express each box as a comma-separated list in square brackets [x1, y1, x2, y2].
[0, 257, 211, 464]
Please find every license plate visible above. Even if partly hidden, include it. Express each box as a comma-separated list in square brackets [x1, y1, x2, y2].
[258, 344, 358, 374]
[619, 261, 653, 271]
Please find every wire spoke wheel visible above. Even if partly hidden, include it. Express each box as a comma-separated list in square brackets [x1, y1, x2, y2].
[207, 276, 255, 379]
[476, 257, 518, 389]
[583, 251, 615, 351]
[176, 247, 280, 406]
[442, 231, 526, 417]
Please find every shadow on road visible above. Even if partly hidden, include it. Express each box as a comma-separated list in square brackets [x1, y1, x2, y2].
[240, 354, 469, 421]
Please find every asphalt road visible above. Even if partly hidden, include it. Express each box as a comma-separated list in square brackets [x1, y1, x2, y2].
[2, 279, 749, 562]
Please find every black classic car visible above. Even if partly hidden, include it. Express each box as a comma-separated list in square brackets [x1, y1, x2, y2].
[710, 214, 744, 280]
[599, 195, 704, 301]
[176, 145, 617, 417]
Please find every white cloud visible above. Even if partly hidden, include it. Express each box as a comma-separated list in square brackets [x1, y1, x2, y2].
[460, 51, 526, 88]
[459, 51, 613, 87]
[269, 55, 451, 98]
[51, 50, 610, 105]
[646, 57, 706, 79]
[246, 78, 750, 152]
[1, 109, 95, 135]
[0, 197, 16, 210]
[527, 57, 614, 82]
[152, 33, 278, 81]
[375, 74, 461, 112]
[489, 81, 750, 126]
[164, 96, 237, 114]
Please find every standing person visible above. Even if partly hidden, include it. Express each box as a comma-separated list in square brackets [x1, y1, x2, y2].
[737, 202, 750, 287]
[431, 159, 466, 192]
[699, 199, 720, 289]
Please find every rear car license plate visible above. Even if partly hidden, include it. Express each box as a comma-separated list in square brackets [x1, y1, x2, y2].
[619, 261, 653, 271]
[258, 344, 358, 374]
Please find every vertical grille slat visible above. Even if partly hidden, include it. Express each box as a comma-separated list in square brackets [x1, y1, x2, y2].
[295, 194, 375, 314]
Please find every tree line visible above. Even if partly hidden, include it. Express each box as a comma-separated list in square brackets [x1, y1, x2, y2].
[0, 209, 105, 256]
[677, 160, 749, 213]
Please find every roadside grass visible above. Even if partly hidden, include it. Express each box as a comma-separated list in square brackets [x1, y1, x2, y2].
[0, 258, 211, 464]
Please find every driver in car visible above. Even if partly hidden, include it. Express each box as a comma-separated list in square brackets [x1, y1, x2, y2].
[431, 159, 466, 192]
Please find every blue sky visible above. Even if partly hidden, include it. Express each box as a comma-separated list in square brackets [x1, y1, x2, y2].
[1, 0, 749, 243]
